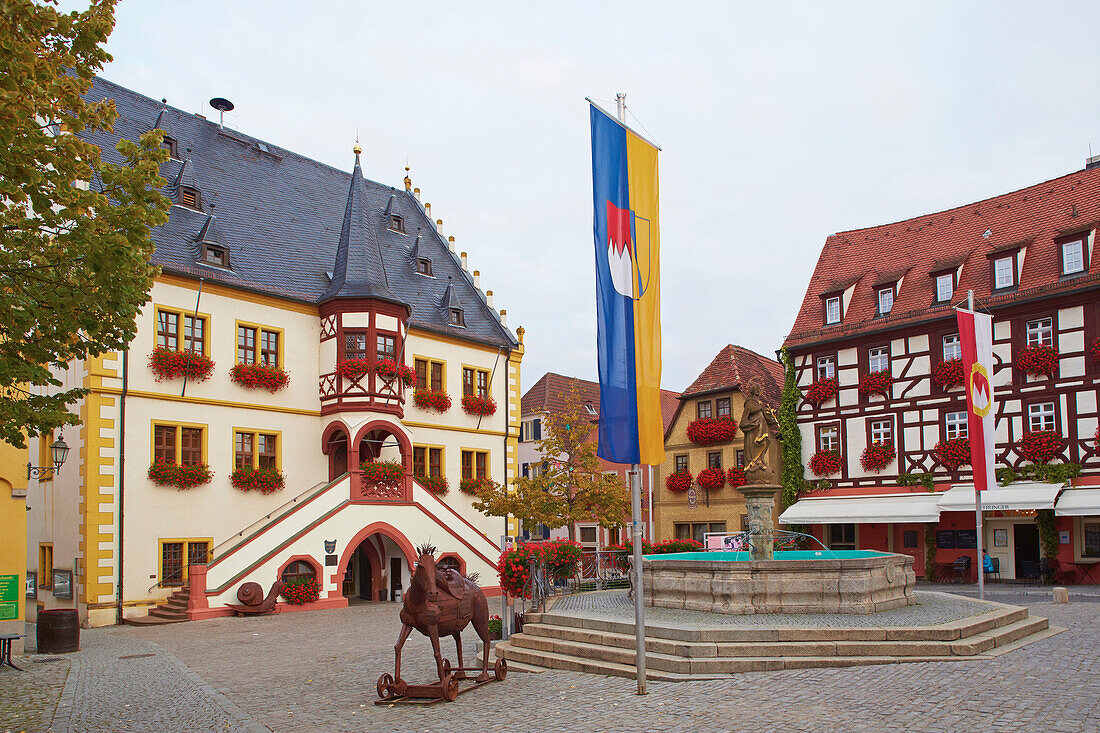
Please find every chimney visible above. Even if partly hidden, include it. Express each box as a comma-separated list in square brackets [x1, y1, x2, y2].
[460, 251, 468, 270]
[473, 270, 480, 289]
[436, 218, 444, 234]
[499, 309, 507, 327]
[425, 202, 432, 218]
[413, 187, 421, 202]
[1088, 154, 1100, 171]
[486, 290, 494, 308]
[447, 236, 455, 252]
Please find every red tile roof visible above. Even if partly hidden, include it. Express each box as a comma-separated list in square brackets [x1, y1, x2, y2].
[680, 345, 784, 406]
[521, 372, 680, 432]
[785, 166, 1100, 349]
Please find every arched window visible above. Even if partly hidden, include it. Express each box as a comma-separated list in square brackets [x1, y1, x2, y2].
[438, 556, 461, 573]
[281, 560, 316, 585]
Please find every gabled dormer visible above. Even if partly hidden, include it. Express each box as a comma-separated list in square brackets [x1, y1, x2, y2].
[195, 214, 229, 269]
[153, 106, 179, 159]
[441, 277, 464, 327]
[173, 160, 201, 210]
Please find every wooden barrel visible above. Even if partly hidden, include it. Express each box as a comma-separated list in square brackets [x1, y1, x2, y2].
[37, 608, 80, 653]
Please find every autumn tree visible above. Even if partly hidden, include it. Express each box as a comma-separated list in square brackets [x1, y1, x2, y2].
[474, 388, 630, 541]
[0, 0, 170, 446]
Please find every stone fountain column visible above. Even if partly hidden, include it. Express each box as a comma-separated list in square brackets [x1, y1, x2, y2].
[737, 381, 782, 562]
[737, 484, 781, 561]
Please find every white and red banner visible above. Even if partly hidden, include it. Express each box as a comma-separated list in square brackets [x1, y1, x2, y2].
[957, 308, 996, 491]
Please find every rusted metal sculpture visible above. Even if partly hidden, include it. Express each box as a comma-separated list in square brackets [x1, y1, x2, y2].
[225, 580, 285, 616]
[376, 544, 506, 703]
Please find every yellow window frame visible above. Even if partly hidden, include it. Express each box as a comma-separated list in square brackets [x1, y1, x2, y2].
[39, 543, 53, 588]
[231, 427, 283, 471]
[461, 364, 491, 399]
[412, 443, 446, 479]
[158, 537, 214, 584]
[234, 319, 284, 368]
[153, 304, 211, 354]
[412, 355, 447, 391]
[460, 448, 490, 480]
[149, 420, 209, 466]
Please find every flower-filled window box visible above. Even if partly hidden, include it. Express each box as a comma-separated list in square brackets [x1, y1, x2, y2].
[860, 442, 896, 472]
[1091, 338, 1100, 363]
[858, 370, 893, 398]
[460, 476, 494, 495]
[665, 471, 692, 493]
[336, 358, 372, 381]
[230, 466, 285, 494]
[803, 377, 839, 407]
[421, 475, 448, 496]
[462, 394, 497, 417]
[931, 359, 964, 390]
[934, 437, 970, 471]
[1016, 345, 1058, 378]
[149, 347, 215, 382]
[808, 450, 842, 477]
[726, 466, 746, 488]
[1019, 430, 1065, 464]
[414, 387, 452, 412]
[230, 363, 290, 392]
[696, 467, 726, 491]
[360, 460, 405, 488]
[375, 358, 416, 389]
[281, 578, 320, 605]
[685, 417, 737, 445]
[148, 459, 213, 490]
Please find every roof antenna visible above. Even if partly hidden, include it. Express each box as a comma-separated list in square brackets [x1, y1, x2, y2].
[209, 97, 234, 130]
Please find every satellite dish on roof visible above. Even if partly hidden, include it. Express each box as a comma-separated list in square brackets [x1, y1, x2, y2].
[209, 97, 234, 129]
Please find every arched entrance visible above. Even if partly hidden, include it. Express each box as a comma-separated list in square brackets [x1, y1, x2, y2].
[336, 522, 417, 602]
[322, 421, 350, 482]
[352, 421, 413, 501]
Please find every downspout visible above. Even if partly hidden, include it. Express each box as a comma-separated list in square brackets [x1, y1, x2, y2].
[180, 278, 204, 397]
[116, 348, 128, 625]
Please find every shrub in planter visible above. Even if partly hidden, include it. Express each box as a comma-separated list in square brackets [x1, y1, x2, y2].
[606, 538, 704, 571]
[414, 387, 451, 412]
[1016, 345, 1059, 378]
[375, 358, 416, 389]
[148, 459, 213, 490]
[860, 442, 896, 472]
[421, 475, 448, 496]
[231, 466, 285, 494]
[229, 363, 289, 392]
[149, 347, 215, 382]
[335, 358, 372, 381]
[686, 416, 737, 445]
[487, 615, 503, 639]
[281, 578, 320, 605]
[696, 467, 726, 491]
[460, 476, 496, 495]
[726, 466, 746, 488]
[462, 394, 497, 416]
[665, 471, 693, 493]
[360, 460, 404, 488]
[934, 437, 970, 471]
[803, 377, 839, 406]
[858, 370, 893, 398]
[1019, 430, 1065, 464]
[931, 359, 964, 389]
[808, 450, 842, 476]
[497, 541, 583, 597]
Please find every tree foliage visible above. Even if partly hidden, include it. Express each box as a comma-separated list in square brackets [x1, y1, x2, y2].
[474, 388, 630, 541]
[1, 0, 170, 446]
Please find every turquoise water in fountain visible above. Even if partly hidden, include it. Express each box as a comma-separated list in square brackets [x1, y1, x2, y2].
[644, 550, 889, 561]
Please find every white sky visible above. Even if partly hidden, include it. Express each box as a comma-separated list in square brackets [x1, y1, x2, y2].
[82, 1, 1100, 393]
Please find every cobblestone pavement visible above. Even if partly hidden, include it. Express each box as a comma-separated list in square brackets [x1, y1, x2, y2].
[9, 592, 1099, 732]
[0, 644, 69, 733]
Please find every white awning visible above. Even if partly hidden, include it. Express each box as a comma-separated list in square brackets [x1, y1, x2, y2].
[1055, 488, 1100, 516]
[938, 482, 1063, 513]
[778, 493, 943, 525]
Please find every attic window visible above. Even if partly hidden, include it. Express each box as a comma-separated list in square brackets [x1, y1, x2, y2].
[1059, 235, 1087, 275]
[935, 272, 954, 302]
[202, 243, 228, 268]
[824, 295, 841, 325]
[179, 186, 200, 209]
[449, 308, 465, 327]
[162, 136, 178, 159]
[389, 215, 405, 233]
[876, 286, 894, 316]
[417, 257, 433, 276]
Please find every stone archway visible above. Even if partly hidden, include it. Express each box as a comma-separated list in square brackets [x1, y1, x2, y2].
[351, 420, 413, 501]
[332, 522, 418, 601]
[321, 420, 351, 482]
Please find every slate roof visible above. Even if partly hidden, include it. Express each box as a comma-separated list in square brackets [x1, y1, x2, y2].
[784, 166, 1100, 350]
[680, 345, 784, 406]
[522, 372, 680, 432]
[80, 76, 516, 349]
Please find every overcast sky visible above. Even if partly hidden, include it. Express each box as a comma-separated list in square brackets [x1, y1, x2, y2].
[82, 1, 1100, 393]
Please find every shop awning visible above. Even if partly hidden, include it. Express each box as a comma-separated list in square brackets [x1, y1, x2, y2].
[778, 493, 944, 525]
[1055, 488, 1100, 516]
[938, 482, 1063, 513]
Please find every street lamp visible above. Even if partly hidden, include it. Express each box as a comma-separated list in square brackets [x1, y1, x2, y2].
[27, 433, 70, 480]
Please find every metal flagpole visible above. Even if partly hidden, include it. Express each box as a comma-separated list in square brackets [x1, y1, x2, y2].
[970, 289, 985, 602]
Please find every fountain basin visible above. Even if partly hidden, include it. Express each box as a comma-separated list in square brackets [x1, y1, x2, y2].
[640, 550, 916, 615]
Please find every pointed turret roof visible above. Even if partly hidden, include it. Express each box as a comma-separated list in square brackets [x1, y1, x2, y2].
[173, 159, 196, 194]
[195, 213, 223, 244]
[440, 277, 462, 310]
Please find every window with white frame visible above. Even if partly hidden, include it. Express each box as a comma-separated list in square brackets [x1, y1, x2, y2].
[877, 287, 894, 315]
[818, 424, 839, 452]
[943, 334, 962, 361]
[521, 418, 542, 442]
[1028, 402, 1056, 432]
[1026, 317, 1053, 347]
[870, 419, 892, 445]
[869, 346, 889, 373]
[1062, 238, 1085, 275]
[994, 256, 1015, 289]
[825, 296, 841, 325]
[945, 411, 968, 439]
[817, 355, 835, 380]
[936, 273, 954, 302]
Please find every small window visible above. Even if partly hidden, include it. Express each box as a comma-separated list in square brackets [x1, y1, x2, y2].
[943, 334, 961, 362]
[260, 330, 279, 367]
[817, 356, 835, 380]
[818, 424, 839, 452]
[238, 326, 257, 364]
[235, 431, 254, 470]
[39, 544, 54, 589]
[945, 411, 968, 439]
[735, 450, 744, 467]
[258, 434, 277, 470]
[417, 258, 433, 276]
[1026, 317, 1053, 347]
[1028, 402, 1056, 432]
[697, 400, 712, 419]
[870, 419, 892, 445]
[181, 427, 203, 465]
[825, 295, 841, 325]
[579, 526, 598, 546]
[202, 243, 228, 268]
[415, 359, 445, 391]
[183, 315, 205, 356]
[828, 524, 857, 550]
[1062, 238, 1085, 275]
[936, 273, 954, 302]
[716, 398, 731, 417]
[428, 447, 442, 478]
[877, 287, 894, 315]
[389, 215, 405, 233]
[157, 310, 179, 350]
[869, 346, 889, 373]
[461, 449, 489, 480]
[674, 454, 688, 474]
[281, 560, 316, 585]
[449, 308, 465, 327]
[179, 186, 200, 209]
[162, 136, 178, 158]
[154, 425, 177, 463]
[344, 332, 368, 361]
[707, 451, 722, 469]
[994, 255, 1015, 289]
[462, 367, 490, 398]
[376, 334, 396, 361]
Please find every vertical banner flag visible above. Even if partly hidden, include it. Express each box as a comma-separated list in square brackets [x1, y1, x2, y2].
[590, 103, 664, 465]
[957, 308, 996, 490]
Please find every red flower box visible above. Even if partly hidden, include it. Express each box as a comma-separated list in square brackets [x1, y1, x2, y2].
[335, 358, 372, 381]
[360, 460, 404, 488]
[931, 359, 964, 389]
[421, 475, 448, 496]
[858, 370, 893, 398]
[665, 471, 693, 493]
[934, 437, 970, 471]
[803, 377, 839, 407]
[462, 394, 497, 416]
[281, 578, 319, 605]
[696, 467, 726, 491]
[686, 417, 737, 445]
[1091, 338, 1100, 363]
[460, 476, 495, 495]
[231, 467, 285, 494]
[860, 442, 896, 472]
[147, 459, 213, 490]
[413, 387, 451, 412]
[808, 450, 842, 476]
[149, 347, 214, 382]
[1016, 345, 1058, 378]
[375, 358, 416, 389]
[1019, 430, 1065, 464]
[726, 466, 746, 488]
[230, 363, 289, 392]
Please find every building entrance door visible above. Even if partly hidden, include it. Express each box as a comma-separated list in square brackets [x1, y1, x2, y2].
[1014, 524, 1041, 582]
[390, 557, 402, 601]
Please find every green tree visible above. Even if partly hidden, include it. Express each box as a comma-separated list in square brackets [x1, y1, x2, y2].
[474, 388, 630, 542]
[777, 346, 807, 508]
[1, 0, 170, 447]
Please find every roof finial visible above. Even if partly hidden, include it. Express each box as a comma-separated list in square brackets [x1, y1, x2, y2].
[353, 131, 362, 160]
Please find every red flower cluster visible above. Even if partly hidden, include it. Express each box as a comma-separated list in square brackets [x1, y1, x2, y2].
[281, 578, 320, 605]
[1016, 345, 1059, 378]
[726, 466, 746, 488]
[230, 467, 285, 494]
[147, 459, 213, 490]
[413, 387, 451, 412]
[860, 442, 896, 472]
[808, 450, 842, 476]
[230, 363, 289, 392]
[375, 359, 416, 389]
[1091, 338, 1100, 363]
[858, 370, 893, 398]
[497, 541, 583, 597]
[421, 475, 448, 496]
[335, 358, 372, 381]
[459, 476, 495, 495]
[696, 467, 726, 490]
[149, 347, 214, 382]
[462, 394, 497, 416]
[803, 377, 839, 407]
[665, 471, 693, 493]
[360, 460, 404, 487]
[931, 359, 964, 389]
[605, 538, 703, 571]
[685, 416, 737, 445]
[1019, 430, 1065, 464]
[934, 437, 971, 470]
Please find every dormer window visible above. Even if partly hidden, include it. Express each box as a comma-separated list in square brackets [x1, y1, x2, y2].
[179, 186, 200, 210]
[449, 308, 465, 327]
[993, 255, 1014, 289]
[877, 287, 894, 315]
[824, 295, 841, 325]
[389, 215, 405, 233]
[162, 136, 178, 159]
[935, 272, 954, 302]
[417, 257, 433, 276]
[1060, 235, 1087, 275]
[202, 243, 228, 268]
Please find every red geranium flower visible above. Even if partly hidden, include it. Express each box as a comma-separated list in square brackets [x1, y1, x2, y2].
[1016, 345, 1058, 378]
[230, 363, 290, 392]
[808, 450, 842, 476]
[860, 442, 895, 472]
[414, 388, 452, 412]
[149, 347, 215, 382]
[462, 394, 497, 416]
[726, 466, 746, 488]
[934, 437, 970, 470]
[696, 467, 726, 491]
[803, 377, 839, 407]
[931, 359, 964, 389]
[665, 471, 692, 493]
[858, 370, 893, 398]
[686, 417, 737, 445]
[1019, 430, 1065, 464]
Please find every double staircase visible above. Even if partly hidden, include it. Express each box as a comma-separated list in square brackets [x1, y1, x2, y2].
[124, 586, 191, 625]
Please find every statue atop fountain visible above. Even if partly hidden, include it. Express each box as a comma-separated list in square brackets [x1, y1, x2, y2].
[737, 380, 782, 560]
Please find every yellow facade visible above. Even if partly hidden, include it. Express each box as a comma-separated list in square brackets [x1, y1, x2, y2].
[0, 438, 29, 653]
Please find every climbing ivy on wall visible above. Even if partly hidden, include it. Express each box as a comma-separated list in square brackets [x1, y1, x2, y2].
[1036, 509, 1059, 560]
[925, 523, 937, 582]
[778, 347, 808, 509]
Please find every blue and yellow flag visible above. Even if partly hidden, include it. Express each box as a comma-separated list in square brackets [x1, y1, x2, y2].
[590, 103, 663, 466]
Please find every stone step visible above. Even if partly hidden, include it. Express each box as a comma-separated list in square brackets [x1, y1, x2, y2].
[123, 613, 189, 626]
[148, 607, 188, 620]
